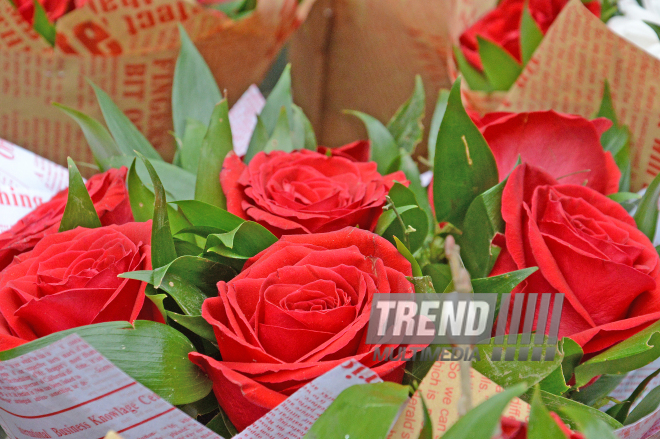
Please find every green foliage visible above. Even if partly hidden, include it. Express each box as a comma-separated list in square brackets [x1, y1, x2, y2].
[59, 158, 102, 232]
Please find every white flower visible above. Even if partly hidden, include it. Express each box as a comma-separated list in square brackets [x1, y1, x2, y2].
[608, 0, 660, 59]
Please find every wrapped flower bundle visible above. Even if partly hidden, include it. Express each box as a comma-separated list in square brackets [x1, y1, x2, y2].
[4, 8, 660, 439]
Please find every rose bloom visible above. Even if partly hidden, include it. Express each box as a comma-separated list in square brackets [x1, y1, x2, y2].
[497, 415, 584, 439]
[221, 141, 408, 237]
[459, 0, 600, 71]
[0, 222, 162, 351]
[490, 164, 660, 354]
[428, 111, 619, 212]
[190, 227, 416, 431]
[15, 0, 75, 24]
[0, 167, 132, 271]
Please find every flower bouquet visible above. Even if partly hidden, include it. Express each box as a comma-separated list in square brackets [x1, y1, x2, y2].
[2, 23, 660, 439]
[0, 0, 315, 168]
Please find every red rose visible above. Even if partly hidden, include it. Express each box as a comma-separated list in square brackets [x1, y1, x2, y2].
[14, 0, 74, 24]
[497, 415, 584, 439]
[189, 227, 415, 431]
[221, 142, 408, 237]
[0, 222, 162, 351]
[491, 164, 660, 354]
[480, 111, 620, 195]
[428, 110, 619, 215]
[0, 167, 133, 271]
[459, 0, 600, 71]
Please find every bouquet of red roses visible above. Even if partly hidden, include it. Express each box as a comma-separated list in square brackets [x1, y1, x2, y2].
[2, 23, 660, 439]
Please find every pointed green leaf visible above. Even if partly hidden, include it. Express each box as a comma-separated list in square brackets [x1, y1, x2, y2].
[138, 154, 177, 268]
[574, 319, 660, 387]
[571, 375, 625, 407]
[295, 104, 317, 150]
[442, 383, 527, 439]
[433, 78, 499, 226]
[259, 64, 293, 135]
[172, 24, 222, 139]
[59, 158, 102, 232]
[264, 107, 294, 153]
[32, 0, 55, 46]
[626, 385, 660, 425]
[471, 267, 537, 313]
[195, 100, 233, 209]
[205, 221, 277, 260]
[173, 200, 244, 232]
[394, 236, 422, 277]
[422, 263, 452, 294]
[527, 390, 622, 430]
[146, 289, 167, 322]
[458, 179, 505, 278]
[428, 89, 450, 165]
[53, 103, 122, 164]
[304, 383, 410, 439]
[180, 118, 209, 173]
[244, 115, 270, 163]
[634, 171, 660, 241]
[90, 82, 162, 161]
[377, 182, 429, 253]
[399, 153, 434, 234]
[418, 398, 434, 439]
[387, 75, 425, 154]
[347, 110, 400, 174]
[528, 388, 568, 439]
[452, 46, 493, 92]
[520, 4, 544, 65]
[561, 404, 618, 439]
[0, 321, 212, 405]
[478, 36, 523, 91]
[206, 409, 238, 437]
[167, 312, 216, 343]
[644, 21, 660, 40]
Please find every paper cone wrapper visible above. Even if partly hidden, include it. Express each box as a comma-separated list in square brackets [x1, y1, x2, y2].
[289, 0, 452, 153]
[450, 0, 660, 191]
[0, 0, 315, 166]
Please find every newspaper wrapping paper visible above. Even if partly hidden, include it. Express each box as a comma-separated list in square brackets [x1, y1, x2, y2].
[0, 84, 265, 232]
[0, 0, 315, 167]
[449, 0, 660, 191]
[0, 334, 383, 439]
[289, 0, 452, 152]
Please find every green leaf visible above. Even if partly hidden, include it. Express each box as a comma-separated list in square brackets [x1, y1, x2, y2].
[244, 115, 270, 163]
[644, 21, 660, 40]
[59, 158, 102, 232]
[528, 387, 567, 439]
[304, 382, 409, 439]
[146, 289, 168, 322]
[377, 182, 429, 253]
[167, 311, 216, 343]
[611, 367, 660, 424]
[574, 319, 660, 387]
[259, 64, 293, 135]
[471, 267, 537, 314]
[195, 100, 233, 209]
[561, 404, 618, 439]
[180, 118, 209, 173]
[571, 375, 625, 407]
[32, 0, 55, 46]
[477, 36, 522, 91]
[529, 390, 622, 430]
[121, 256, 234, 315]
[294, 104, 317, 150]
[452, 46, 492, 92]
[173, 200, 244, 232]
[428, 89, 450, 166]
[206, 222, 278, 260]
[387, 75, 425, 154]
[418, 398, 434, 439]
[53, 103, 122, 164]
[0, 321, 212, 405]
[394, 236, 423, 277]
[206, 409, 238, 437]
[264, 107, 294, 153]
[138, 154, 177, 268]
[104, 156, 196, 201]
[520, 3, 544, 65]
[399, 153, 434, 235]
[597, 80, 632, 192]
[347, 110, 400, 174]
[635, 171, 660, 247]
[172, 24, 222, 139]
[442, 383, 527, 439]
[433, 78, 499, 227]
[626, 385, 660, 425]
[422, 263, 452, 293]
[458, 179, 505, 278]
[90, 82, 162, 161]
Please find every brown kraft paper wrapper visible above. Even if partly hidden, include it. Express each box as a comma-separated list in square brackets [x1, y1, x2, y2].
[289, 0, 452, 153]
[0, 0, 315, 166]
[450, 0, 660, 191]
